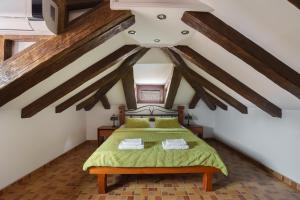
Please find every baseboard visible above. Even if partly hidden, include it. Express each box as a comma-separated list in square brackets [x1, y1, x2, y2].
[0, 140, 89, 193]
[210, 138, 300, 192]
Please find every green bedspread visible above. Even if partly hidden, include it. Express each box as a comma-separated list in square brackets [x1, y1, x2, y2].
[83, 128, 228, 175]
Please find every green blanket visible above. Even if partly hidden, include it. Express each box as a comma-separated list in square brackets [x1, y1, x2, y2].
[83, 128, 228, 175]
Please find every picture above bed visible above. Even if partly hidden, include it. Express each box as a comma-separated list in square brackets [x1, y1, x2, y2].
[124, 117, 150, 128]
[155, 117, 181, 128]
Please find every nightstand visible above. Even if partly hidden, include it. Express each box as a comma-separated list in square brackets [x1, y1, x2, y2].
[186, 125, 203, 138]
[97, 126, 118, 146]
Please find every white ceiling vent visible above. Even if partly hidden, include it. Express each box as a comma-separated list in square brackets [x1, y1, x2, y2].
[0, 0, 32, 31]
[0, 17, 33, 31]
[0, 0, 52, 35]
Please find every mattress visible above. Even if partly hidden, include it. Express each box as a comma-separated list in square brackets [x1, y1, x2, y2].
[83, 128, 228, 175]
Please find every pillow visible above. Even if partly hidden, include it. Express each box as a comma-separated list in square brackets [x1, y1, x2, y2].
[155, 117, 181, 128]
[125, 118, 150, 128]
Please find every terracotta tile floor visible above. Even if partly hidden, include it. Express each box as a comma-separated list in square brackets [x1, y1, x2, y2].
[1, 140, 299, 200]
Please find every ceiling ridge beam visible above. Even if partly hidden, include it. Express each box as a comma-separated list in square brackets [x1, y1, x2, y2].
[0, 2, 135, 107]
[21, 45, 140, 118]
[163, 48, 248, 114]
[122, 68, 137, 110]
[182, 12, 300, 99]
[165, 67, 182, 109]
[174, 45, 281, 117]
[56, 48, 149, 113]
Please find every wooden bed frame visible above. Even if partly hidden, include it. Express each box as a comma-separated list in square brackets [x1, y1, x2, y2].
[89, 105, 220, 194]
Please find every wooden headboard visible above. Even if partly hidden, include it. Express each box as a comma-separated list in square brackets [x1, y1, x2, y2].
[119, 105, 184, 125]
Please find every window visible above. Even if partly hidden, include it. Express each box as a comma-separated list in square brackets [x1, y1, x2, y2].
[136, 85, 165, 104]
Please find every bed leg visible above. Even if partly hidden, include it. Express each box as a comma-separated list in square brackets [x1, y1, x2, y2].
[202, 173, 212, 192]
[97, 174, 107, 194]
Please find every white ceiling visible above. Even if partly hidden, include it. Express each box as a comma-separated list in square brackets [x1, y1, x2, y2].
[123, 8, 195, 46]
[134, 63, 173, 84]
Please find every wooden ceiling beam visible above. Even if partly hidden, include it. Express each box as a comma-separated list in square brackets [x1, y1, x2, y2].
[185, 66, 246, 113]
[187, 68, 247, 113]
[3, 35, 53, 42]
[188, 77, 216, 111]
[189, 93, 201, 109]
[21, 45, 140, 118]
[67, 0, 101, 10]
[78, 95, 98, 111]
[174, 45, 281, 117]
[182, 12, 300, 99]
[84, 99, 98, 111]
[0, 2, 135, 107]
[99, 95, 111, 110]
[50, 0, 69, 34]
[79, 81, 117, 111]
[163, 48, 248, 114]
[189, 91, 228, 111]
[205, 91, 228, 111]
[165, 67, 182, 109]
[57, 64, 129, 113]
[82, 95, 110, 111]
[162, 48, 216, 110]
[122, 68, 137, 110]
[0, 37, 13, 64]
[288, 0, 300, 9]
[57, 48, 149, 113]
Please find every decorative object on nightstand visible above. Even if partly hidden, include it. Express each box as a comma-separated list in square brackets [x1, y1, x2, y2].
[185, 113, 192, 126]
[110, 114, 118, 127]
[97, 126, 118, 146]
[186, 125, 203, 138]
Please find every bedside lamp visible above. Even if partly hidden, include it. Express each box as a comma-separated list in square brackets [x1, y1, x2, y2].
[185, 113, 192, 126]
[110, 114, 118, 127]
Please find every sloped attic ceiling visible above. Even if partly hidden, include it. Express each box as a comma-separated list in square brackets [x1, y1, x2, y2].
[0, 0, 299, 119]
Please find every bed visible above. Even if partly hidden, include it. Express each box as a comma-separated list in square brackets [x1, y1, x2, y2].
[83, 105, 228, 193]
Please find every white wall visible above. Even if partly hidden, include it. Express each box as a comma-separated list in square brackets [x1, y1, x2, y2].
[0, 107, 86, 190]
[214, 108, 300, 184]
[187, 104, 215, 138]
[86, 105, 119, 140]
[0, 28, 127, 191]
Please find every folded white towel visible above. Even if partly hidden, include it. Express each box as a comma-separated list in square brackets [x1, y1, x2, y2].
[165, 139, 187, 146]
[121, 138, 142, 145]
[162, 141, 189, 150]
[118, 143, 144, 150]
